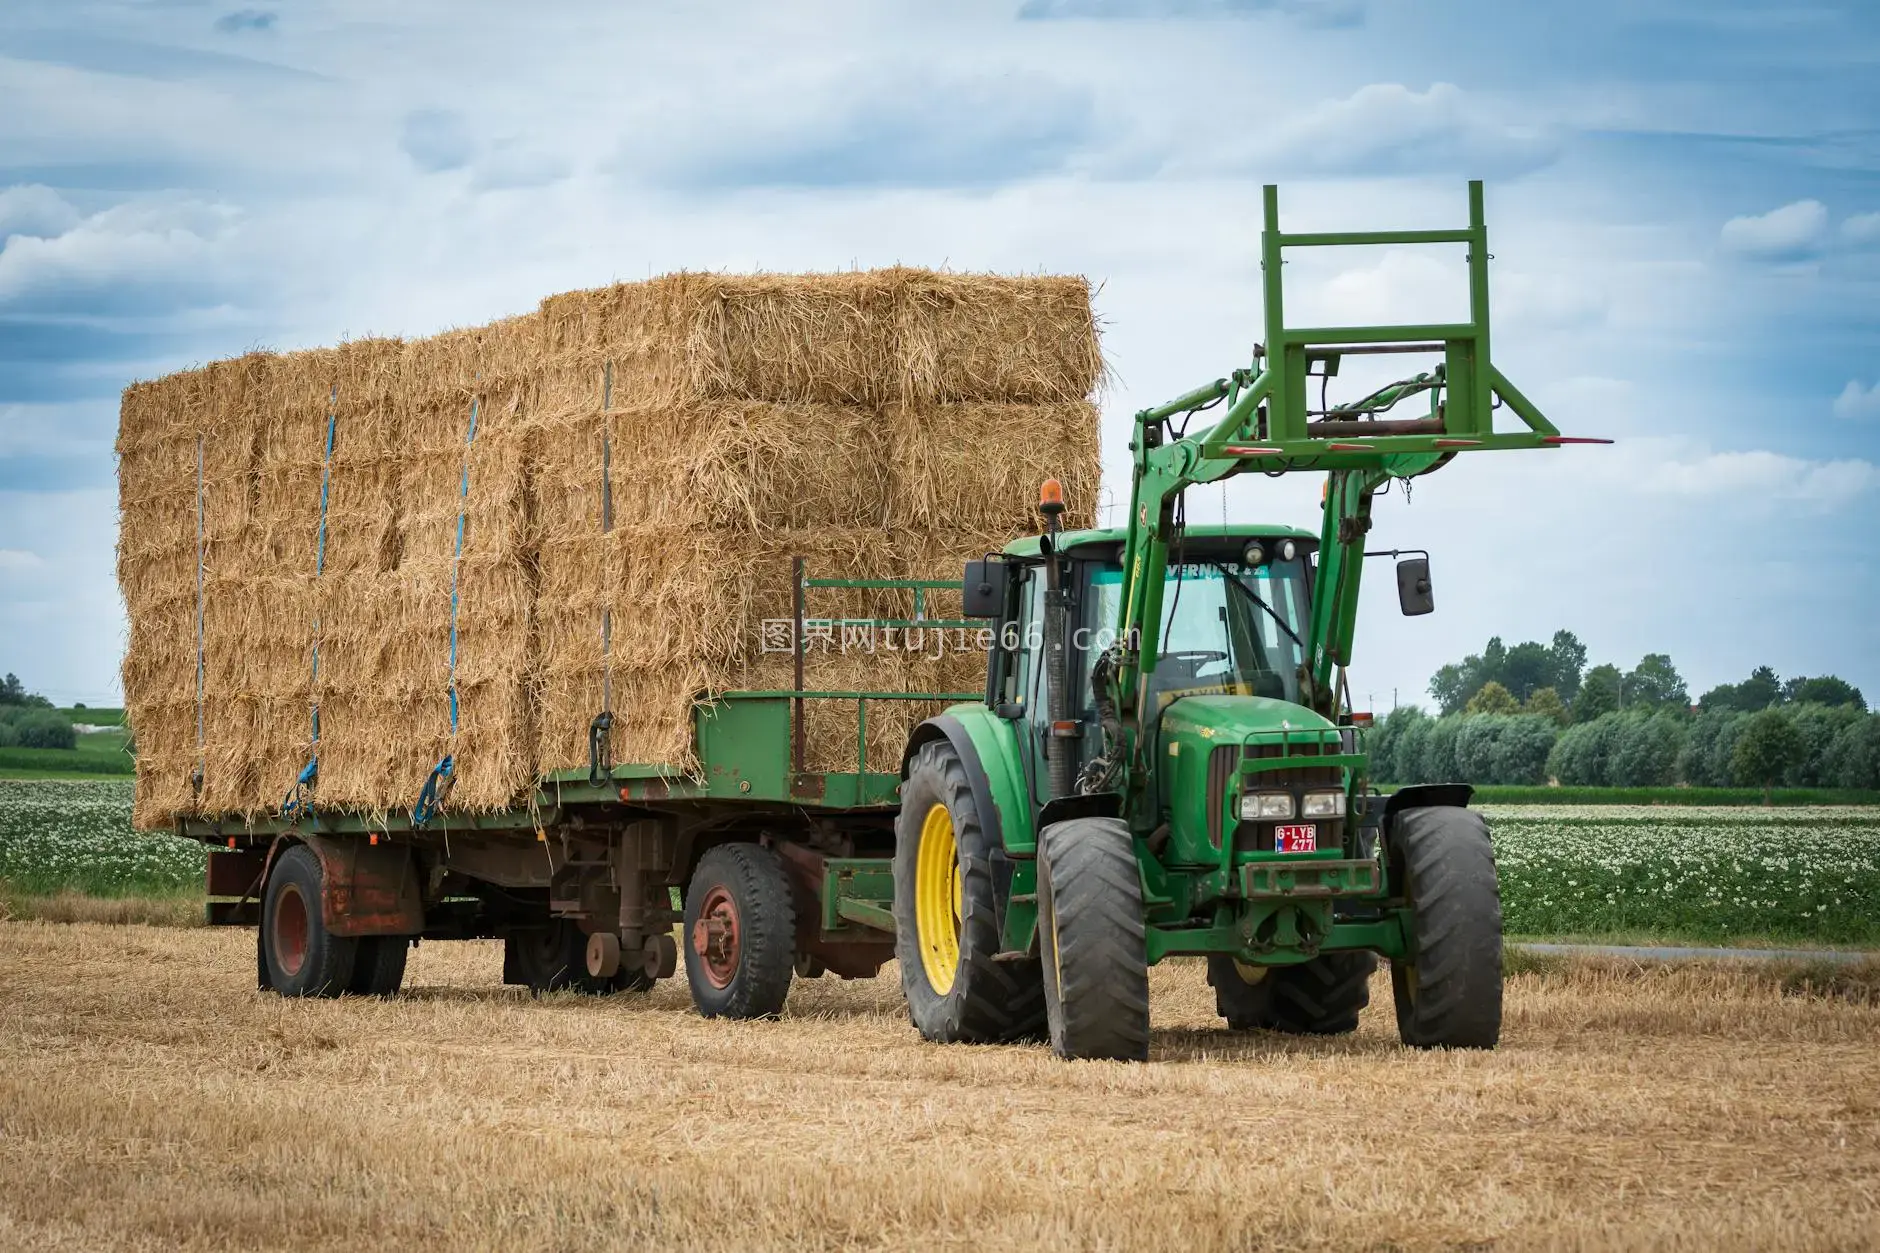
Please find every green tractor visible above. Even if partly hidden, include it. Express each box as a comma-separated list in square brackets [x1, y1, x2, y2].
[892, 182, 1605, 1059]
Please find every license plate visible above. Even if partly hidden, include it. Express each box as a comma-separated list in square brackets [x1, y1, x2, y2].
[1274, 824, 1318, 853]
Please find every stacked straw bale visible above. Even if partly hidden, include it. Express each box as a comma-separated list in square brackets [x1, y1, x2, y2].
[119, 269, 1100, 826]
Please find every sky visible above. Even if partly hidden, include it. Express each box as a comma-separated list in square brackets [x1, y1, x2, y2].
[1, 0, 1876, 712]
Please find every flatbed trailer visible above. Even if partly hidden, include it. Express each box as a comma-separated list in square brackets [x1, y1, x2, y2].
[186, 565, 973, 1012]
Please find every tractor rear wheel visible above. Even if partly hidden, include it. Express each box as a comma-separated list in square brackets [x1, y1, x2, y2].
[683, 843, 795, 1019]
[1207, 951, 1375, 1034]
[1037, 816, 1151, 1061]
[893, 739, 1046, 1044]
[1390, 805, 1502, 1049]
[261, 844, 358, 997]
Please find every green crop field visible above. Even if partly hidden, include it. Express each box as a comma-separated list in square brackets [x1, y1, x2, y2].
[0, 779, 203, 899]
[3, 778, 1877, 947]
[0, 726, 135, 779]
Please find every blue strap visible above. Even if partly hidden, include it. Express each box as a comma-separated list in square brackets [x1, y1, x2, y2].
[412, 755, 454, 826]
[284, 387, 338, 819]
[416, 391, 478, 826]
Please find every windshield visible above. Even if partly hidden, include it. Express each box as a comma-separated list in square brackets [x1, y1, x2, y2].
[1081, 557, 1311, 713]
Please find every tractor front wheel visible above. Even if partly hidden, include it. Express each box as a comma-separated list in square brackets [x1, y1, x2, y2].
[1390, 805, 1503, 1049]
[1037, 816, 1151, 1061]
[1207, 951, 1375, 1034]
[893, 739, 1046, 1043]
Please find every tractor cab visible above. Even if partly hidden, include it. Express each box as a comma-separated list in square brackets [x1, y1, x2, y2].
[968, 523, 1338, 858]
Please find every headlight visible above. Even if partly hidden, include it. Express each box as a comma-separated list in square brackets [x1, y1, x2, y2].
[1302, 791, 1347, 818]
[1240, 792, 1294, 820]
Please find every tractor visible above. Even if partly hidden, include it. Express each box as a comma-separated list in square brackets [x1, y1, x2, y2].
[891, 181, 1604, 1058]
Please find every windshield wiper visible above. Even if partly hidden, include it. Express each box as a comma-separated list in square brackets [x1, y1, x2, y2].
[1211, 563, 1304, 649]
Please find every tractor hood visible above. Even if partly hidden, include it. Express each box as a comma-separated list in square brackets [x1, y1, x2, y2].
[1158, 694, 1339, 750]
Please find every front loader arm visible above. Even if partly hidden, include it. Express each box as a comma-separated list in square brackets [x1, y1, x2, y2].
[1099, 180, 1602, 822]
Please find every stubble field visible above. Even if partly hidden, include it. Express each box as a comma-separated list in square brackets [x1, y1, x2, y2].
[1, 922, 1876, 1251]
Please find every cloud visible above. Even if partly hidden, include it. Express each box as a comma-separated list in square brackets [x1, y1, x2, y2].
[0, 30, 324, 83]
[0, 549, 45, 573]
[1719, 199, 1828, 259]
[0, 185, 81, 240]
[1842, 212, 1880, 245]
[471, 143, 572, 192]
[1260, 83, 1555, 178]
[1017, 0, 1363, 26]
[1833, 380, 1880, 421]
[622, 70, 1100, 190]
[399, 109, 476, 174]
[213, 10, 278, 34]
[0, 197, 237, 315]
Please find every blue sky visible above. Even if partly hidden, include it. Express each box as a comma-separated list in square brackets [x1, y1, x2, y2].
[1, 0, 1876, 710]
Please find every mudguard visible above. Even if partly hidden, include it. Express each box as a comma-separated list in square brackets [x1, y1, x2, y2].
[902, 706, 1038, 858]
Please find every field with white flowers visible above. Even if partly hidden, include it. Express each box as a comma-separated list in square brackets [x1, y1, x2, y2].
[3, 779, 1878, 946]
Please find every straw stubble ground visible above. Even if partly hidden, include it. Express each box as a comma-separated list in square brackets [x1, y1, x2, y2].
[1, 925, 1875, 1251]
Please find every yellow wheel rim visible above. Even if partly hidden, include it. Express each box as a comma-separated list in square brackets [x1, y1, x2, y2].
[915, 803, 963, 995]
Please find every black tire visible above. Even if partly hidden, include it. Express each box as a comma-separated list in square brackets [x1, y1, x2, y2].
[347, 935, 410, 997]
[504, 920, 639, 995]
[261, 844, 358, 997]
[1037, 816, 1151, 1061]
[1207, 951, 1376, 1034]
[893, 740, 1046, 1044]
[683, 843, 796, 1020]
[1390, 806, 1502, 1049]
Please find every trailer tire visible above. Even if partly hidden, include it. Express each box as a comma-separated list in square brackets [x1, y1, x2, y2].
[1207, 951, 1375, 1034]
[894, 740, 1046, 1044]
[1038, 816, 1151, 1061]
[1390, 805, 1502, 1049]
[505, 921, 648, 995]
[261, 844, 358, 997]
[347, 936, 410, 997]
[684, 843, 795, 1020]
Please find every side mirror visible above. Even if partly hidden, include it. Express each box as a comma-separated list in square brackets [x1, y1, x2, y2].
[962, 558, 1009, 618]
[1396, 557, 1434, 616]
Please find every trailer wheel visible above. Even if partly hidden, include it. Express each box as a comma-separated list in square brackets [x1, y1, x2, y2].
[1207, 952, 1375, 1034]
[1037, 816, 1151, 1061]
[1390, 805, 1502, 1049]
[683, 843, 795, 1019]
[347, 936, 410, 997]
[261, 844, 358, 997]
[893, 740, 1046, 1044]
[505, 921, 650, 995]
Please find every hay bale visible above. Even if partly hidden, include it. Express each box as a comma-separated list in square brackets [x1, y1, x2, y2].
[120, 267, 1103, 824]
[539, 269, 1102, 407]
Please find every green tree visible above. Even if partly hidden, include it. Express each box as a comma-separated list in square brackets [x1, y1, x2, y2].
[1574, 664, 1622, 723]
[1547, 713, 1627, 786]
[1824, 716, 1880, 789]
[1465, 680, 1521, 715]
[1420, 716, 1463, 783]
[1609, 712, 1685, 787]
[1368, 706, 1428, 784]
[1699, 682, 1740, 713]
[1782, 675, 1866, 710]
[1678, 710, 1745, 786]
[1428, 663, 1473, 717]
[1523, 686, 1569, 726]
[1730, 708, 1807, 802]
[1548, 630, 1588, 704]
[1735, 665, 1781, 712]
[1500, 641, 1553, 702]
[1783, 702, 1862, 787]
[1623, 654, 1688, 711]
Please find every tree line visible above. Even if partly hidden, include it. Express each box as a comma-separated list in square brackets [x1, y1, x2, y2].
[0, 673, 77, 750]
[1374, 642, 1874, 796]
